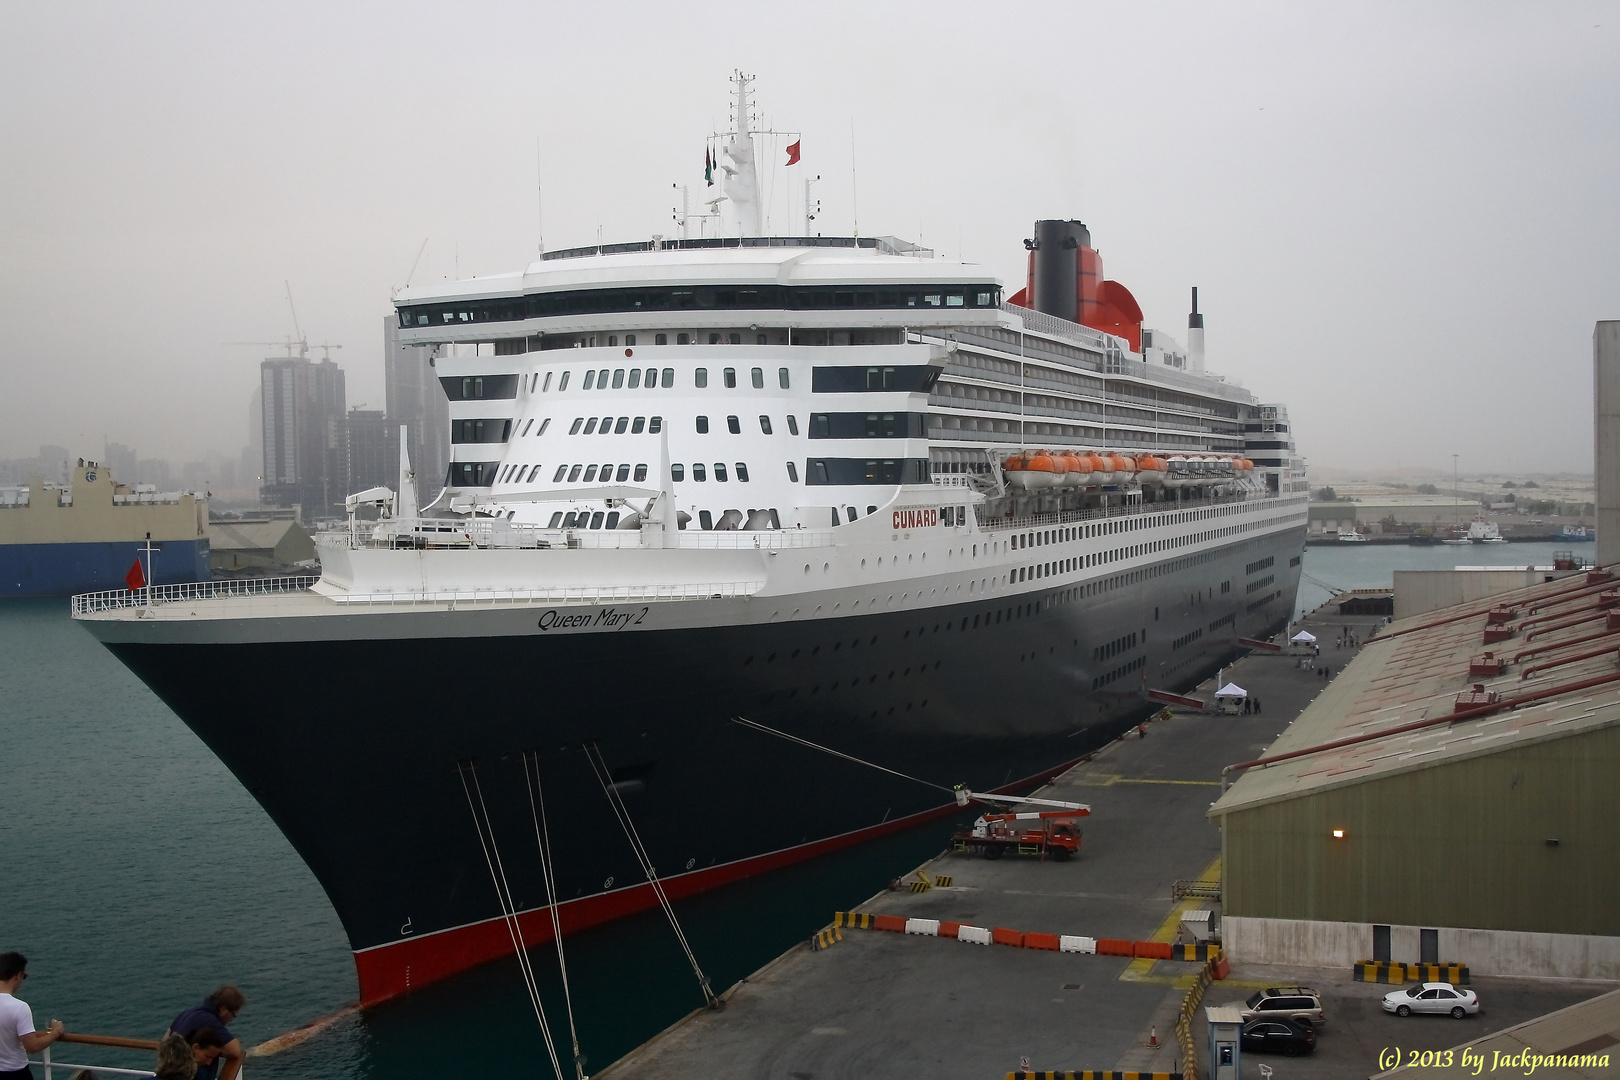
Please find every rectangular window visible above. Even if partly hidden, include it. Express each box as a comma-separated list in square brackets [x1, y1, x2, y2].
[567, 465, 583, 482]
[537, 418, 550, 436]
[714, 463, 728, 482]
[661, 368, 674, 388]
[695, 367, 708, 388]
[597, 368, 610, 387]
[440, 374, 519, 401]
[750, 367, 763, 389]
[633, 463, 648, 482]
[759, 415, 773, 435]
[558, 371, 570, 391]
[631, 416, 646, 434]
[810, 365, 940, 393]
[628, 368, 642, 389]
[696, 415, 709, 434]
[542, 372, 553, 392]
[616, 464, 630, 482]
[727, 415, 740, 434]
[656, 333, 668, 345]
[613, 369, 626, 389]
[625, 334, 636, 346]
[677, 333, 690, 345]
[445, 461, 500, 486]
[643, 367, 656, 387]
[614, 417, 629, 434]
[671, 463, 684, 482]
[583, 370, 596, 390]
[807, 412, 926, 438]
[583, 417, 598, 434]
[945, 293, 965, 307]
[692, 463, 707, 481]
[599, 415, 612, 432]
[583, 465, 598, 482]
[724, 367, 737, 388]
[699, 510, 713, 530]
[786, 415, 799, 436]
[786, 461, 799, 482]
[735, 462, 749, 482]
[649, 416, 662, 433]
[801, 458, 930, 485]
[553, 465, 568, 482]
[548, 511, 563, 528]
[779, 367, 790, 389]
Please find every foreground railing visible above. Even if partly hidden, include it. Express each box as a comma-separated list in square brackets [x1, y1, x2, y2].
[72, 575, 319, 616]
[985, 490, 1281, 533]
[339, 519, 838, 552]
[328, 579, 763, 607]
[31, 1032, 246, 1079]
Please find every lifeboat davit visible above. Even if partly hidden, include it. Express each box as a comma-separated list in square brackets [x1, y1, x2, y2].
[1136, 455, 1168, 485]
[1084, 452, 1115, 486]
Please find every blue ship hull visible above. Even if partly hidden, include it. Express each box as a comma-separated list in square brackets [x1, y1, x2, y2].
[0, 539, 210, 598]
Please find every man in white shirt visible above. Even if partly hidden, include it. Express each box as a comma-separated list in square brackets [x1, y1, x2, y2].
[0, 953, 66, 1080]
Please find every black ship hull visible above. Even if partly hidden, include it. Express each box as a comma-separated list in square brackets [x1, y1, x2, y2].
[100, 525, 1303, 1004]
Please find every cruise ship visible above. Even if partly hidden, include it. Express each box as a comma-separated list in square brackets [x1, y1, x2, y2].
[73, 77, 1307, 1006]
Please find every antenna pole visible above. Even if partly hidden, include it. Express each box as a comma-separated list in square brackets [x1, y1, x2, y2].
[850, 119, 859, 237]
[536, 138, 545, 255]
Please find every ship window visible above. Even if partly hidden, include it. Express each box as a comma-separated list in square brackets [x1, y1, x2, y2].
[729, 333, 741, 345]
[649, 416, 662, 433]
[631, 417, 646, 434]
[811, 460, 829, 484]
[641, 367, 654, 387]
[866, 504, 875, 515]
[710, 333, 722, 345]
[736, 463, 750, 482]
[589, 512, 604, 529]
[543, 371, 553, 391]
[724, 367, 737, 387]
[699, 510, 713, 530]
[583, 417, 598, 434]
[521, 419, 534, 436]
[562, 511, 577, 527]
[695, 367, 708, 387]
[759, 415, 773, 435]
[538, 418, 550, 436]
[633, 463, 648, 482]
[727, 415, 740, 434]
[696, 415, 710, 434]
[558, 371, 570, 390]
[923, 293, 942, 307]
[628, 368, 642, 389]
[598, 368, 610, 387]
[779, 367, 790, 389]
[614, 417, 629, 434]
[583, 370, 596, 390]
[613, 369, 626, 389]
[671, 463, 685, 482]
[812, 414, 830, 438]
[678, 333, 690, 345]
[661, 368, 674, 388]
[606, 511, 620, 528]
[750, 367, 763, 388]
[692, 463, 707, 482]
[786, 461, 799, 482]
[599, 415, 612, 432]
[616, 464, 630, 482]
[528, 464, 542, 483]
[786, 415, 799, 435]
[567, 465, 583, 482]
[714, 463, 728, 482]
[945, 293, 965, 307]
[977, 291, 993, 306]
[626, 334, 636, 347]
[583, 465, 599, 482]
[656, 333, 668, 345]
[549, 511, 563, 527]
[554, 465, 568, 482]
[757, 334, 767, 345]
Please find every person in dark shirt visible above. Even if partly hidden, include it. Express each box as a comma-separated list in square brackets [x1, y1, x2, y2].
[166, 987, 244, 1080]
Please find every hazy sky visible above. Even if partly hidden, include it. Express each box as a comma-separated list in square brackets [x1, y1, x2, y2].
[2, 1, 1616, 474]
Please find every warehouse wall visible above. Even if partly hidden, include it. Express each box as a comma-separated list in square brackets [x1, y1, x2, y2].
[1220, 724, 1620, 938]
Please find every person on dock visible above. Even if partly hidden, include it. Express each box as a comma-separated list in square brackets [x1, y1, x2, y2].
[1, 952, 67, 1080]
[166, 987, 244, 1080]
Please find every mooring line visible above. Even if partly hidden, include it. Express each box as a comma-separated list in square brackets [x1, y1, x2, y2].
[730, 714, 954, 793]
[524, 751, 587, 1079]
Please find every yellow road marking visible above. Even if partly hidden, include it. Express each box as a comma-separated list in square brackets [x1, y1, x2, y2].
[1119, 855, 1221, 984]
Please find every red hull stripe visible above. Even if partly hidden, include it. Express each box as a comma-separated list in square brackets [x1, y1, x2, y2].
[352, 757, 1081, 1005]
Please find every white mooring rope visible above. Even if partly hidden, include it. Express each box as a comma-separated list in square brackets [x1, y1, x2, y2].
[583, 742, 719, 1008]
[523, 751, 587, 1080]
[730, 714, 955, 793]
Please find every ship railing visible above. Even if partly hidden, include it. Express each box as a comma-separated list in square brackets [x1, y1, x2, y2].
[326, 579, 763, 607]
[982, 489, 1273, 533]
[29, 1032, 244, 1079]
[342, 519, 837, 551]
[71, 575, 320, 616]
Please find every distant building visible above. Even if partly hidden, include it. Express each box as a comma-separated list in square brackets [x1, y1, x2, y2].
[139, 458, 172, 490]
[383, 314, 448, 507]
[38, 445, 70, 485]
[348, 408, 390, 492]
[260, 354, 347, 516]
[104, 442, 138, 485]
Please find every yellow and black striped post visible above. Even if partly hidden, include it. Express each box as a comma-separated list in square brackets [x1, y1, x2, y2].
[810, 926, 843, 951]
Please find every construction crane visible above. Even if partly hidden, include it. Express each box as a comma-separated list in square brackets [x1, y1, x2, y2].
[224, 284, 341, 360]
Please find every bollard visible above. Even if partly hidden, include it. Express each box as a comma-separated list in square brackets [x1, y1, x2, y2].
[1151, 1025, 1159, 1047]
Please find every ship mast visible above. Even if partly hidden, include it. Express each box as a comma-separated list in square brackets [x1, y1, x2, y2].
[720, 70, 762, 237]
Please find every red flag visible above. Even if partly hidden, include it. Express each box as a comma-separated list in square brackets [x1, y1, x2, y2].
[785, 140, 801, 166]
[125, 558, 145, 591]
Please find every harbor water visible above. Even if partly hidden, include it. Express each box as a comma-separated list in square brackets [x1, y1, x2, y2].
[1, 540, 1579, 1077]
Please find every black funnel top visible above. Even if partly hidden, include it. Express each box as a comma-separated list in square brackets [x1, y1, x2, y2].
[1030, 219, 1090, 322]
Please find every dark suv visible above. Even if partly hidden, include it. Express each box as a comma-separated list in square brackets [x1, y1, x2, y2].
[1232, 986, 1326, 1027]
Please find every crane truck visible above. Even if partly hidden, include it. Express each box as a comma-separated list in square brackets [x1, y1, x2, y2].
[949, 786, 1091, 861]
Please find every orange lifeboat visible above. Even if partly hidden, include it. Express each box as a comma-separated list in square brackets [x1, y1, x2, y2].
[1136, 455, 1168, 485]
[1111, 455, 1137, 484]
[1057, 450, 1090, 488]
[1084, 451, 1114, 486]
[1006, 450, 1059, 491]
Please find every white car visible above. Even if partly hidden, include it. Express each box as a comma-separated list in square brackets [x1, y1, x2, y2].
[1382, 982, 1479, 1018]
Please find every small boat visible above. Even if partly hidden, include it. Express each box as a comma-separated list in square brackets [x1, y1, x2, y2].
[1465, 519, 1507, 544]
[1337, 530, 1369, 543]
[1556, 525, 1595, 542]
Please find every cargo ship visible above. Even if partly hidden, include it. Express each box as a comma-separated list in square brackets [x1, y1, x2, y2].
[73, 75, 1307, 1006]
[3, 461, 209, 598]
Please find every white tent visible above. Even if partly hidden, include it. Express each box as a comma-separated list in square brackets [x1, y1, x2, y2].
[1214, 682, 1248, 699]
[1290, 630, 1317, 644]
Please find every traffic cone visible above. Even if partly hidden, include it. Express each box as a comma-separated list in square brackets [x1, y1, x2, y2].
[1150, 1025, 1158, 1047]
